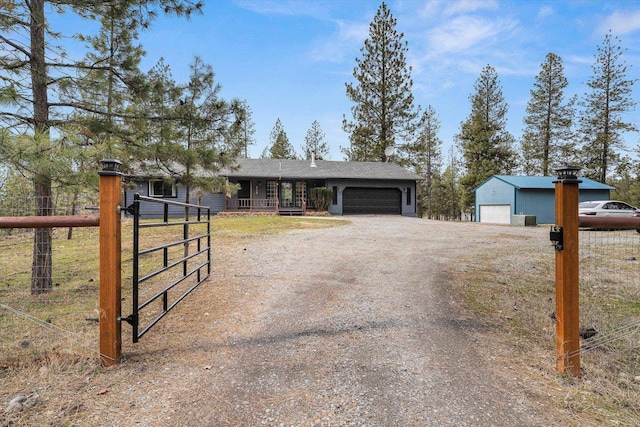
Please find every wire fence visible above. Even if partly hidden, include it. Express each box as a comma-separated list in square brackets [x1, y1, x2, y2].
[0, 195, 104, 367]
[579, 228, 640, 378]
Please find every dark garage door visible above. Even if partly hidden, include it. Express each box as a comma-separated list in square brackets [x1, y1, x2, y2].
[342, 187, 401, 215]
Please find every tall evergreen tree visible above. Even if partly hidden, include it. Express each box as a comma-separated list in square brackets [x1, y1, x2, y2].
[148, 57, 235, 213]
[402, 106, 442, 218]
[579, 31, 637, 183]
[302, 120, 330, 160]
[521, 53, 576, 176]
[226, 100, 256, 158]
[342, 2, 418, 162]
[434, 148, 462, 221]
[457, 65, 516, 213]
[264, 119, 297, 159]
[0, 0, 202, 294]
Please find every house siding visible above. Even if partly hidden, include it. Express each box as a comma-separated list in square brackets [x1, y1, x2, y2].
[514, 189, 554, 224]
[475, 178, 515, 222]
[475, 176, 613, 225]
[124, 180, 224, 218]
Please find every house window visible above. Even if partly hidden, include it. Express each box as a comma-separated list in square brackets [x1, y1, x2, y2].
[332, 186, 338, 205]
[266, 180, 277, 200]
[406, 187, 411, 205]
[295, 181, 307, 207]
[281, 181, 294, 207]
[149, 179, 176, 198]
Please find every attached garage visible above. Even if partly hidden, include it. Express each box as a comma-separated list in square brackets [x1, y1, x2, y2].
[342, 187, 401, 215]
[479, 204, 511, 224]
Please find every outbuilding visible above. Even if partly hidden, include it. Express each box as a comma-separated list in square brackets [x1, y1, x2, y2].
[474, 175, 614, 225]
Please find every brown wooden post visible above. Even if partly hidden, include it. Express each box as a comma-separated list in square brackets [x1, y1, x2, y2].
[98, 159, 123, 366]
[553, 165, 581, 377]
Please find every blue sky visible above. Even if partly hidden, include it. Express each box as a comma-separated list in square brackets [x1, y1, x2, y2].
[134, 1, 640, 161]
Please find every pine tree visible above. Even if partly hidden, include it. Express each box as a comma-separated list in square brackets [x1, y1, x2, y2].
[302, 120, 330, 160]
[434, 148, 462, 221]
[265, 119, 297, 159]
[521, 53, 576, 176]
[0, 0, 202, 294]
[402, 106, 442, 218]
[139, 57, 237, 217]
[457, 65, 516, 213]
[342, 2, 418, 162]
[226, 100, 256, 158]
[579, 31, 637, 183]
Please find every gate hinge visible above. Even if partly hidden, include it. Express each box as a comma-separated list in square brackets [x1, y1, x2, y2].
[122, 203, 137, 216]
[119, 314, 136, 326]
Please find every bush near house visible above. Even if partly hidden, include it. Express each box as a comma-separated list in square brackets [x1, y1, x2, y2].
[309, 187, 333, 211]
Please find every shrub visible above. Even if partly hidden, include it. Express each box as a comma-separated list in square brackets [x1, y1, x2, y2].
[309, 187, 333, 211]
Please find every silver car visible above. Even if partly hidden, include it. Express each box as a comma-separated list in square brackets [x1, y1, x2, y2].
[578, 200, 638, 216]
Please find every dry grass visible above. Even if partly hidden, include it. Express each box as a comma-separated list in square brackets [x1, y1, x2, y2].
[453, 228, 640, 425]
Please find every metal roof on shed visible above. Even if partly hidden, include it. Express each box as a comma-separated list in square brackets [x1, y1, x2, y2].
[479, 175, 614, 191]
[221, 158, 424, 181]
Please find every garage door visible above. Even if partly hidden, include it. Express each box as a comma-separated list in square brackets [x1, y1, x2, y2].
[479, 204, 511, 224]
[343, 187, 401, 215]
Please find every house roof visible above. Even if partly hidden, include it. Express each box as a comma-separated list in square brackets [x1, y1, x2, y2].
[476, 175, 614, 191]
[220, 158, 424, 181]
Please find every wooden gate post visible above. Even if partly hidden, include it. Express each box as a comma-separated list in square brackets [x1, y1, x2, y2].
[553, 165, 581, 377]
[98, 159, 123, 366]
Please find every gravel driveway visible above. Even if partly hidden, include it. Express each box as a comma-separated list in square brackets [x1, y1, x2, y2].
[25, 215, 572, 427]
[127, 215, 561, 427]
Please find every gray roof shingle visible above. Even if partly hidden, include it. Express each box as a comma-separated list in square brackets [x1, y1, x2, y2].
[221, 158, 423, 181]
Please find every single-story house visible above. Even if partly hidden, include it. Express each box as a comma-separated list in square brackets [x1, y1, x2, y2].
[474, 175, 614, 225]
[124, 158, 423, 217]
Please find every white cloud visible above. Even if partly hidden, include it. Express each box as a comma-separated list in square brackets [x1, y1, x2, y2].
[426, 15, 518, 57]
[309, 20, 369, 63]
[598, 10, 640, 35]
[416, 0, 445, 19]
[536, 5, 554, 21]
[234, 0, 331, 18]
[566, 54, 593, 66]
[442, 0, 499, 17]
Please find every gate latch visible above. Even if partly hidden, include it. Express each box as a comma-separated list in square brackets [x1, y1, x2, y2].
[550, 225, 563, 250]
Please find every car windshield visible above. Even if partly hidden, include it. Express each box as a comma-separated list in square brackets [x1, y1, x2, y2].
[579, 202, 600, 209]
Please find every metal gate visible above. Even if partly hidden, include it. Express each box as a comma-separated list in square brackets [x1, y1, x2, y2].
[122, 194, 211, 342]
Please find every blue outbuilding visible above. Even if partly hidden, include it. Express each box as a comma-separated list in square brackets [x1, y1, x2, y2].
[474, 175, 615, 225]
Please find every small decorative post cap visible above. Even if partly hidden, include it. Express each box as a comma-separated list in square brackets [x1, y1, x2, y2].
[99, 159, 122, 173]
[554, 164, 581, 181]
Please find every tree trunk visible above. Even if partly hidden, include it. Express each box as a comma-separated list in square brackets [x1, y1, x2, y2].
[30, 0, 54, 294]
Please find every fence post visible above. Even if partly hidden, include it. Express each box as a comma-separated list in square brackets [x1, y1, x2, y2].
[98, 159, 123, 366]
[553, 165, 581, 377]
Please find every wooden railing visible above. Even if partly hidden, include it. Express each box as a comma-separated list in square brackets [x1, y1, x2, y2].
[226, 198, 278, 211]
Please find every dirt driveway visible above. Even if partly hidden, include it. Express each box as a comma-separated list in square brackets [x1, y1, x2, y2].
[4, 216, 572, 426]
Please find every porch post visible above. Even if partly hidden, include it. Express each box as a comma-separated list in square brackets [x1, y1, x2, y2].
[250, 179, 253, 212]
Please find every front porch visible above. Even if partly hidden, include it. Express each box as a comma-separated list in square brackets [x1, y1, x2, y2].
[224, 197, 307, 216]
